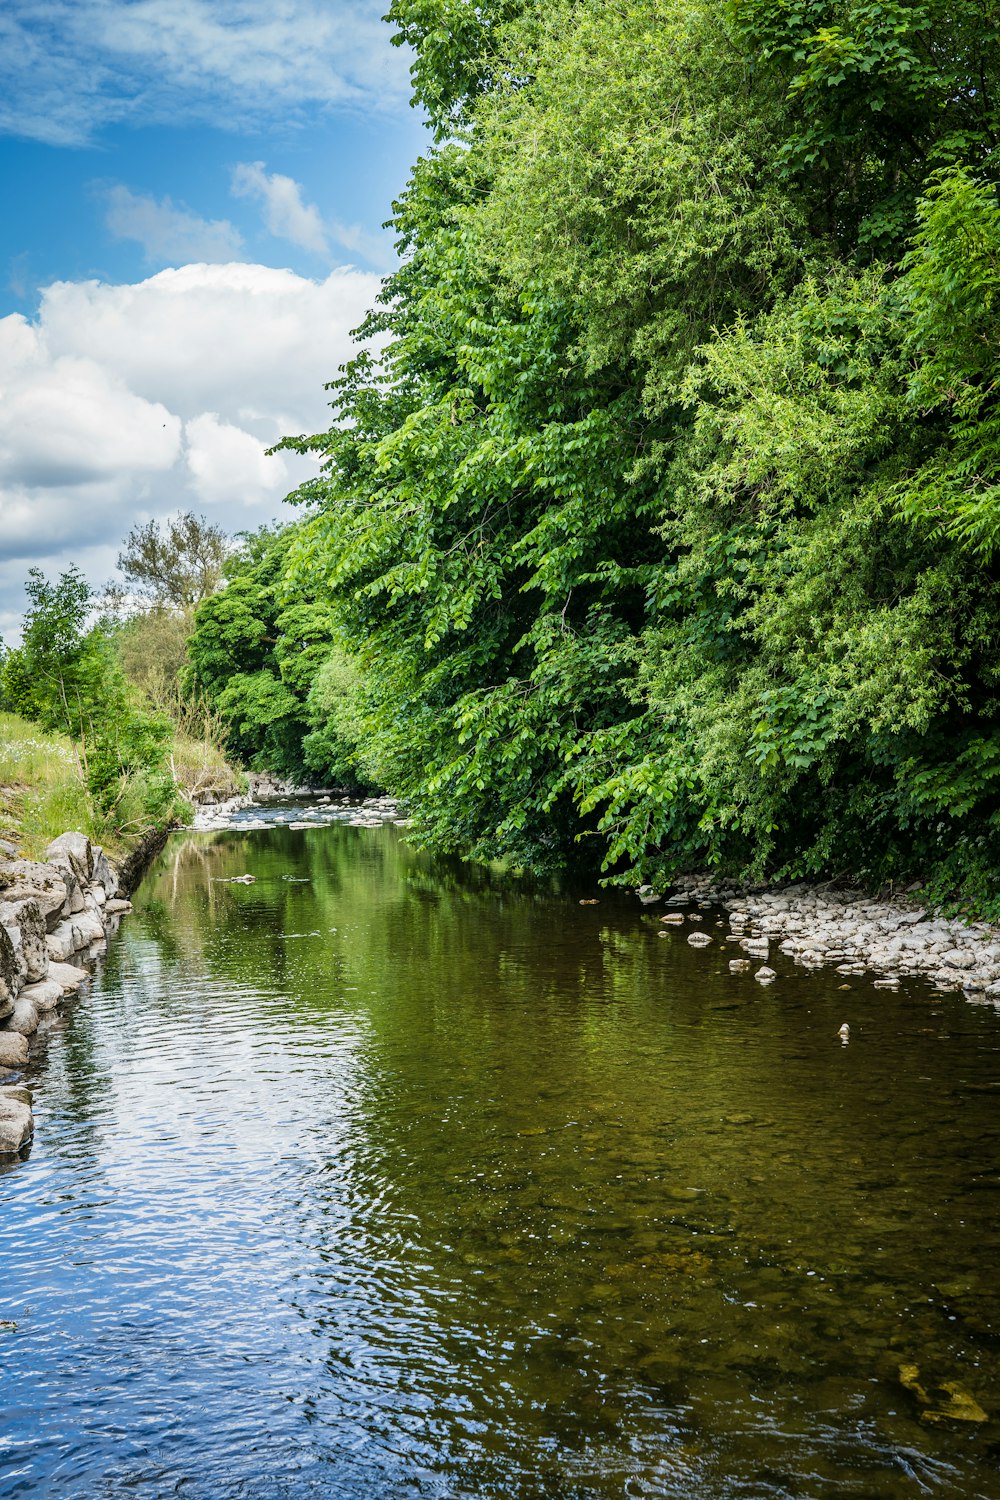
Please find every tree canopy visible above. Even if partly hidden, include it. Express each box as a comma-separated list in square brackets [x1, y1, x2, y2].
[184, 0, 1000, 904]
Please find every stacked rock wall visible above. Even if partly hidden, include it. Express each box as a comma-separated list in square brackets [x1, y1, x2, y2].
[0, 831, 132, 1156]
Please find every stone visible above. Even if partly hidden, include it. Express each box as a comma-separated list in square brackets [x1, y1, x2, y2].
[0, 858, 71, 931]
[0, 898, 48, 981]
[729, 959, 751, 972]
[0, 1096, 32, 1153]
[105, 899, 132, 915]
[46, 920, 77, 963]
[1, 1085, 32, 1106]
[7, 998, 39, 1036]
[0, 924, 22, 1005]
[19, 979, 62, 1013]
[45, 831, 94, 884]
[46, 961, 89, 993]
[687, 932, 712, 947]
[755, 966, 777, 983]
[45, 856, 87, 914]
[74, 909, 105, 946]
[942, 948, 976, 970]
[660, 914, 685, 925]
[0, 1032, 29, 1068]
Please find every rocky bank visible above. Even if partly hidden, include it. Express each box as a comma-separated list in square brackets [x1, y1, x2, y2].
[0, 831, 132, 1157]
[653, 873, 1000, 999]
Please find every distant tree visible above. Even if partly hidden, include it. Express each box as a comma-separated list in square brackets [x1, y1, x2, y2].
[1, 566, 177, 822]
[117, 512, 229, 608]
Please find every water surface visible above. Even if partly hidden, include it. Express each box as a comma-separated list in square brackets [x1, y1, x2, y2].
[2, 821, 1000, 1498]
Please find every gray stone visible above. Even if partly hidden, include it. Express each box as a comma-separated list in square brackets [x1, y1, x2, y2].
[19, 978, 62, 1013]
[46, 961, 89, 993]
[0, 898, 48, 981]
[687, 931, 712, 947]
[942, 948, 976, 970]
[7, 998, 39, 1036]
[45, 856, 87, 914]
[0, 924, 22, 1005]
[46, 920, 77, 963]
[0, 1031, 29, 1068]
[74, 909, 105, 946]
[0, 1095, 32, 1153]
[91, 846, 118, 898]
[45, 831, 94, 884]
[0, 858, 72, 930]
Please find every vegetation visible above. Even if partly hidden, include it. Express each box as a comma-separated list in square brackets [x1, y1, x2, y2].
[7, 1, 1000, 902]
[267, 0, 1000, 899]
[0, 527, 240, 852]
[0, 712, 95, 859]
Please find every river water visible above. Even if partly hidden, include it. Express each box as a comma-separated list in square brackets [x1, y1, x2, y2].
[2, 818, 1000, 1498]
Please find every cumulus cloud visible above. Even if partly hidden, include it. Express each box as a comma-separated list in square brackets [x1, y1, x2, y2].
[0, 0, 409, 146]
[105, 185, 245, 266]
[232, 162, 329, 257]
[232, 161, 394, 269]
[0, 260, 382, 634]
[184, 412, 291, 507]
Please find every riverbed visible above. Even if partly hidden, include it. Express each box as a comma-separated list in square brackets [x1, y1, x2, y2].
[2, 817, 1000, 1497]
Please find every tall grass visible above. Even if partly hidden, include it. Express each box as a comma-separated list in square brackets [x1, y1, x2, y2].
[0, 712, 96, 858]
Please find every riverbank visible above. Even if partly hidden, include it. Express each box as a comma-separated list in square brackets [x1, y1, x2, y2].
[0, 830, 133, 1154]
[651, 873, 1000, 1002]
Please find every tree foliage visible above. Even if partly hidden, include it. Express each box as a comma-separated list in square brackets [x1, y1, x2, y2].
[193, 0, 1000, 902]
[117, 511, 229, 608]
[0, 568, 178, 827]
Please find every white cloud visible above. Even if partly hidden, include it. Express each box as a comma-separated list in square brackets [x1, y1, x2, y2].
[184, 412, 290, 507]
[105, 185, 245, 266]
[0, 260, 382, 635]
[0, 0, 410, 145]
[232, 161, 394, 269]
[232, 162, 329, 257]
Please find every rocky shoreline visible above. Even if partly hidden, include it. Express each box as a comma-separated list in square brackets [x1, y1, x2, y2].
[0, 832, 132, 1157]
[653, 874, 1000, 1001]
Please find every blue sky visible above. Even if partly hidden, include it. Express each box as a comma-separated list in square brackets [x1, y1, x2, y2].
[0, 0, 428, 640]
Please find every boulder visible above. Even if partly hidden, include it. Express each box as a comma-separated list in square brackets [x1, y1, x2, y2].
[0, 1096, 32, 1154]
[0, 925, 22, 1007]
[19, 978, 62, 1013]
[46, 919, 78, 963]
[90, 845, 118, 899]
[0, 1032, 29, 1069]
[0, 858, 72, 931]
[0, 898, 48, 981]
[74, 909, 106, 946]
[45, 831, 94, 885]
[7, 998, 39, 1037]
[46, 961, 89, 993]
[45, 856, 87, 914]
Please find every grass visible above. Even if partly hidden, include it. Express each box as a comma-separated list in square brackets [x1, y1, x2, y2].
[0, 712, 245, 862]
[0, 712, 96, 859]
[168, 730, 246, 805]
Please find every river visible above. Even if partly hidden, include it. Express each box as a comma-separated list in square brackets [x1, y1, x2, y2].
[2, 815, 1000, 1498]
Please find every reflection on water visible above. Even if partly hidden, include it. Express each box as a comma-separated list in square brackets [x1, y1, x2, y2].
[2, 823, 1000, 1498]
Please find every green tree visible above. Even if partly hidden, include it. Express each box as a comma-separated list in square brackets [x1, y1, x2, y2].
[1, 568, 178, 826]
[117, 511, 229, 608]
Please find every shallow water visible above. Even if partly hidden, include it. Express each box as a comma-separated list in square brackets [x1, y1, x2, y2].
[2, 821, 1000, 1498]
